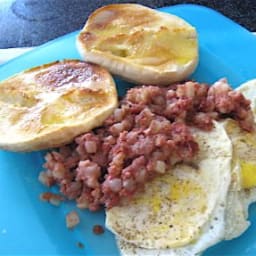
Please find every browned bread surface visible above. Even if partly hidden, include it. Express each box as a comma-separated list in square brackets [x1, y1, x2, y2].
[0, 60, 118, 151]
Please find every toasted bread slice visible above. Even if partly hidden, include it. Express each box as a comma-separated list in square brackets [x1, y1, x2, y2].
[0, 60, 118, 151]
[77, 4, 198, 85]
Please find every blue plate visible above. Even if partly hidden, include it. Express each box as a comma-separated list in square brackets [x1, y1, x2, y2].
[1, 4, 256, 255]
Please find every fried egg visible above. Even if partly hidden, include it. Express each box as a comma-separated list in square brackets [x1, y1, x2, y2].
[106, 122, 232, 251]
[116, 171, 229, 256]
[235, 80, 256, 192]
[221, 80, 256, 239]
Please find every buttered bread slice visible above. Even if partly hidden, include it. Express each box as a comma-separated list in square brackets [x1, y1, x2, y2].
[0, 60, 118, 151]
[77, 4, 198, 85]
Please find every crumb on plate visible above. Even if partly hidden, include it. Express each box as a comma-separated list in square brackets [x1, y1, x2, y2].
[93, 225, 104, 235]
[77, 241, 85, 249]
[66, 211, 80, 229]
[40, 192, 64, 206]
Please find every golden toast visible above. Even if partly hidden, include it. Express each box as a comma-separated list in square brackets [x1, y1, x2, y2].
[77, 4, 198, 85]
[0, 60, 118, 151]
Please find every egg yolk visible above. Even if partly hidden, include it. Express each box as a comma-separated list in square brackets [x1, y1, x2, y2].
[240, 160, 256, 189]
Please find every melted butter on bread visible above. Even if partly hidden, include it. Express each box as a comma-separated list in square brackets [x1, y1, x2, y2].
[77, 4, 198, 85]
[0, 60, 118, 151]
